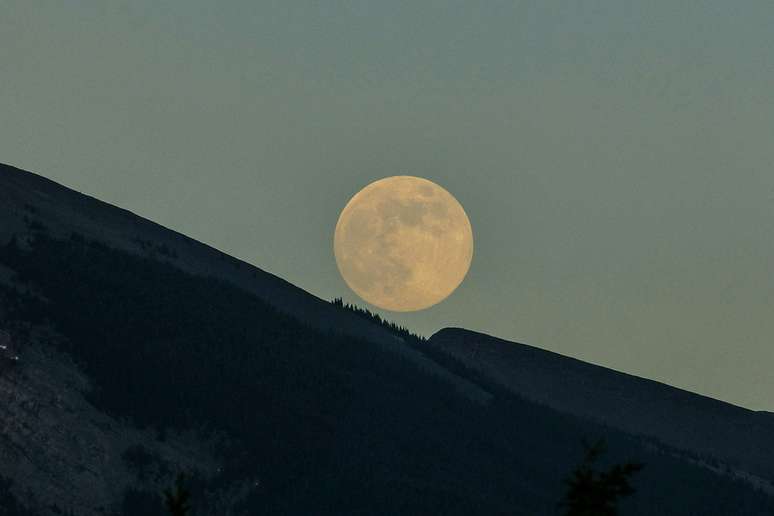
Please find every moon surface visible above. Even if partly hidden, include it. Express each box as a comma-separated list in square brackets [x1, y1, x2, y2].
[334, 176, 474, 312]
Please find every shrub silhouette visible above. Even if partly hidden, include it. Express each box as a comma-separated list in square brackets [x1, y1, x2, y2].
[163, 474, 192, 516]
[560, 439, 643, 516]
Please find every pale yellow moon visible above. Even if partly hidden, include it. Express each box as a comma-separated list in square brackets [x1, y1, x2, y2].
[334, 176, 474, 312]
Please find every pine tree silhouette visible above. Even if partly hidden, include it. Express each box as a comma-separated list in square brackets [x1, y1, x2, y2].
[163, 473, 192, 516]
[560, 439, 644, 516]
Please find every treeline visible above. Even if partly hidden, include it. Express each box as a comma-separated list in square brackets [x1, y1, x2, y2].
[330, 297, 426, 344]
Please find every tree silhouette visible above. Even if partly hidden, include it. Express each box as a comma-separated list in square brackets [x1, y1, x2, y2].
[560, 439, 644, 516]
[163, 473, 192, 516]
[330, 297, 426, 344]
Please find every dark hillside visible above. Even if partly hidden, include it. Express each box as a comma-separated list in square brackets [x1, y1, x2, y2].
[0, 230, 771, 515]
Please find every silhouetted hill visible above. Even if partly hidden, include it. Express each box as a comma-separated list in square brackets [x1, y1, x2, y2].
[1, 163, 772, 515]
[0, 163, 488, 403]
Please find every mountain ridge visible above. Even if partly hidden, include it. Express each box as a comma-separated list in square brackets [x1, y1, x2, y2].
[0, 162, 491, 405]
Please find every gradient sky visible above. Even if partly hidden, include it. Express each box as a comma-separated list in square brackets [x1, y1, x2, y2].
[2, 1, 774, 410]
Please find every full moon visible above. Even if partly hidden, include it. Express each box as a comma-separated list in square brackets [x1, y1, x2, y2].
[334, 176, 474, 312]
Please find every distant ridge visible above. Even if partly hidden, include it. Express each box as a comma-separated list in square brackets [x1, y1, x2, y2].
[427, 327, 774, 482]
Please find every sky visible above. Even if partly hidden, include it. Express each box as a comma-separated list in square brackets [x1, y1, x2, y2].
[2, 1, 774, 410]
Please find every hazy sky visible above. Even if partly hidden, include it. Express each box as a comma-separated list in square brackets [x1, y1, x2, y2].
[2, 1, 774, 410]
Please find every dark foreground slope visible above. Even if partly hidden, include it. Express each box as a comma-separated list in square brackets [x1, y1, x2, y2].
[0, 164, 772, 515]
